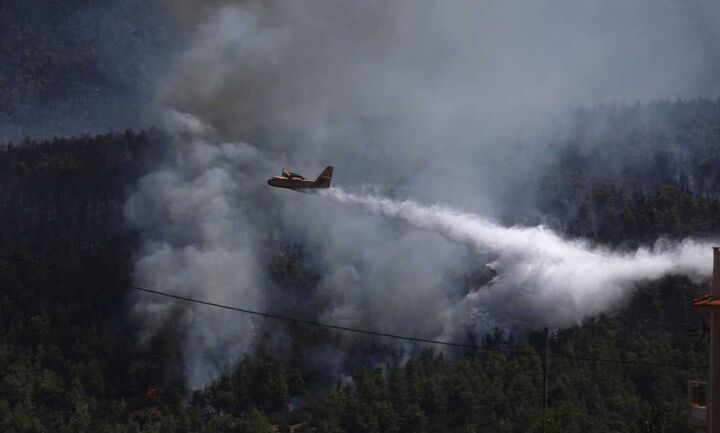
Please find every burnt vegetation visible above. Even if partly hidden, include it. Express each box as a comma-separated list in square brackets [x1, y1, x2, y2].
[1, 100, 720, 432]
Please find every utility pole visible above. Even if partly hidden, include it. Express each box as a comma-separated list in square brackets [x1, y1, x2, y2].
[691, 247, 720, 433]
[710, 248, 720, 433]
[542, 326, 549, 433]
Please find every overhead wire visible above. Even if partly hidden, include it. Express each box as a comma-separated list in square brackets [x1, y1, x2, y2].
[0, 254, 709, 370]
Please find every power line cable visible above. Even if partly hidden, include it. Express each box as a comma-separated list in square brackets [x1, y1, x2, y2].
[0, 254, 709, 370]
[1, 255, 523, 352]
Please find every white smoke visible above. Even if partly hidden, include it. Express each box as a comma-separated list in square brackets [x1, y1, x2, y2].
[124, 111, 268, 388]
[124, 1, 720, 387]
[321, 188, 714, 329]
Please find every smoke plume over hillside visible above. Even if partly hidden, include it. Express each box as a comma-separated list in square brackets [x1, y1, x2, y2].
[125, 1, 720, 387]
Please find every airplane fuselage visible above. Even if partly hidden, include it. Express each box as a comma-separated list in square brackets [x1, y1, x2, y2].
[267, 166, 333, 191]
[267, 177, 330, 190]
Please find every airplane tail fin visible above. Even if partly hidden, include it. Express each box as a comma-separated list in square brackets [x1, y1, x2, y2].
[316, 166, 333, 187]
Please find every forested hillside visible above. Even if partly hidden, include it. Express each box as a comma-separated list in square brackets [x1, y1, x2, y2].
[2, 100, 720, 432]
[538, 99, 720, 225]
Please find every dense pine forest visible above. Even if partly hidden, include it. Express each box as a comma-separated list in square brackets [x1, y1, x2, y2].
[1, 100, 720, 432]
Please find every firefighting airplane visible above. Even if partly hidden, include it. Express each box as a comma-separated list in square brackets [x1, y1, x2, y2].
[267, 166, 333, 190]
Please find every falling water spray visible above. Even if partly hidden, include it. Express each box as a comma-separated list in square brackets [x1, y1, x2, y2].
[321, 187, 715, 329]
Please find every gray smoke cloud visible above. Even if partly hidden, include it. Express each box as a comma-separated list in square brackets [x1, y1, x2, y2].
[125, 111, 269, 388]
[126, 0, 720, 387]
